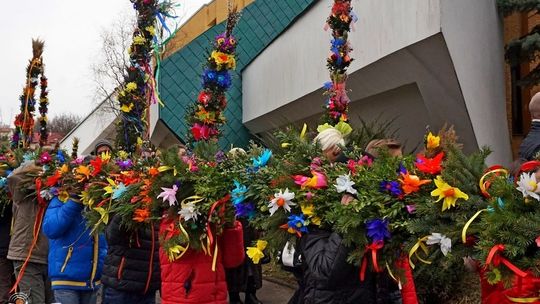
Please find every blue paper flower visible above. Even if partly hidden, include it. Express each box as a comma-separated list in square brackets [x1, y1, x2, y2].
[23, 152, 36, 162]
[0, 177, 6, 189]
[203, 69, 232, 89]
[252, 149, 272, 171]
[112, 183, 127, 200]
[323, 81, 333, 90]
[379, 180, 403, 197]
[366, 219, 391, 242]
[397, 163, 407, 175]
[287, 214, 309, 234]
[56, 151, 66, 164]
[231, 181, 247, 205]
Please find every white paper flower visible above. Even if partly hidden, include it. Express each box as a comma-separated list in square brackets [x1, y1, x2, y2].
[426, 233, 452, 256]
[178, 202, 200, 222]
[334, 174, 357, 195]
[268, 188, 296, 216]
[516, 172, 540, 201]
[40, 190, 53, 201]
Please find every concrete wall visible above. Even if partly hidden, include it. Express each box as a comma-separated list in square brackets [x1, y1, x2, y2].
[440, 0, 512, 164]
[242, 0, 441, 123]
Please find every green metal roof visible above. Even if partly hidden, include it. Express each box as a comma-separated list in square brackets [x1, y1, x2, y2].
[158, 0, 316, 148]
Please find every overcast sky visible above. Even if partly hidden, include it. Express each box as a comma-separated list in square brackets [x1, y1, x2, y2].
[0, 0, 210, 126]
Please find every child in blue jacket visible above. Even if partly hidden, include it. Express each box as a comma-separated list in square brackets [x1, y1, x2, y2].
[43, 196, 107, 304]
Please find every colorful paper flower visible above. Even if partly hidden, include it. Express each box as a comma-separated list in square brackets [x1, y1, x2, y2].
[39, 152, 52, 164]
[75, 165, 92, 182]
[366, 219, 391, 242]
[426, 233, 452, 256]
[116, 159, 133, 170]
[112, 183, 127, 200]
[334, 174, 357, 195]
[231, 181, 247, 205]
[293, 171, 328, 190]
[178, 201, 200, 222]
[191, 123, 210, 141]
[133, 208, 150, 223]
[157, 184, 179, 206]
[415, 152, 444, 175]
[247, 240, 268, 264]
[235, 202, 256, 219]
[399, 172, 431, 195]
[379, 180, 403, 197]
[252, 149, 272, 171]
[431, 176, 469, 211]
[301, 203, 321, 226]
[282, 214, 308, 236]
[516, 172, 540, 201]
[268, 188, 295, 216]
[426, 132, 440, 149]
[406, 204, 416, 214]
[56, 150, 65, 164]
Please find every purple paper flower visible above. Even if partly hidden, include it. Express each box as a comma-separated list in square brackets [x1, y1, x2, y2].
[406, 204, 416, 214]
[116, 159, 133, 170]
[39, 152, 52, 164]
[366, 219, 391, 242]
[379, 180, 403, 197]
[215, 150, 226, 163]
[397, 163, 408, 175]
[235, 202, 256, 219]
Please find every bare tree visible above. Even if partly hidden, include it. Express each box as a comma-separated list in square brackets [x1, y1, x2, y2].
[91, 13, 135, 114]
[46, 113, 83, 137]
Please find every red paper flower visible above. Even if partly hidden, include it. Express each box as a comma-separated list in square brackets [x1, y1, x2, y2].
[191, 123, 210, 141]
[90, 157, 103, 177]
[198, 91, 211, 105]
[45, 170, 62, 187]
[415, 152, 444, 175]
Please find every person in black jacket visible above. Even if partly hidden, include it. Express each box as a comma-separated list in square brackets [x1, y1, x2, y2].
[519, 92, 540, 161]
[0, 206, 13, 304]
[298, 227, 377, 304]
[101, 215, 160, 304]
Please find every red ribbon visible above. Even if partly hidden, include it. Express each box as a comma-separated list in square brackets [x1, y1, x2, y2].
[35, 178, 46, 207]
[206, 194, 230, 247]
[360, 241, 384, 281]
[485, 244, 528, 278]
[520, 161, 540, 174]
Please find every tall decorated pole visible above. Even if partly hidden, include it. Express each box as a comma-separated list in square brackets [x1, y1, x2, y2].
[116, 0, 172, 153]
[38, 68, 49, 147]
[321, 0, 355, 126]
[187, 3, 240, 144]
[12, 39, 45, 149]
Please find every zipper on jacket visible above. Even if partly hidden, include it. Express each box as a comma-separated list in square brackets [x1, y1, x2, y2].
[117, 257, 126, 280]
[60, 247, 74, 273]
[90, 234, 99, 289]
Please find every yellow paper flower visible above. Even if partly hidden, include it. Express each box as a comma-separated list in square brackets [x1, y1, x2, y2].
[125, 82, 137, 92]
[121, 103, 134, 113]
[104, 178, 117, 195]
[211, 51, 236, 69]
[100, 151, 111, 162]
[145, 25, 155, 36]
[93, 207, 109, 225]
[133, 35, 146, 45]
[58, 190, 70, 202]
[60, 164, 69, 174]
[246, 240, 268, 264]
[426, 132, 441, 149]
[430, 176, 469, 211]
[117, 151, 129, 160]
[301, 203, 321, 226]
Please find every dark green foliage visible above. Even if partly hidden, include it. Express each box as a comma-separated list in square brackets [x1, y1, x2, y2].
[498, 0, 540, 86]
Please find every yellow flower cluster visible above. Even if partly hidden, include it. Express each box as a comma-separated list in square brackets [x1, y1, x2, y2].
[210, 51, 236, 70]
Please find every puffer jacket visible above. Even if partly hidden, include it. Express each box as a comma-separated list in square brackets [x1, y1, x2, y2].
[42, 197, 107, 290]
[7, 162, 48, 264]
[299, 228, 377, 304]
[159, 218, 245, 304]
[101, 214, 161, 293]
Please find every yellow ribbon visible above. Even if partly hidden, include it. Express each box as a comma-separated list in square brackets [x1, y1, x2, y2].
[167, 221, 190, 262]
[181, 196, 205, 205]
[479, 168, 508, 196]
[211, 242, 219, 272]
[506, 296, 540, 303]
[300, 123, 307, 139]
[158, 165, 177, 176]
[409, 236, 432, 269]
[462, 209, 487, 243]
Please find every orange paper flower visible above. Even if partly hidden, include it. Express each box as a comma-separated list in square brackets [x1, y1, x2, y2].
[400, 172, 431, 195]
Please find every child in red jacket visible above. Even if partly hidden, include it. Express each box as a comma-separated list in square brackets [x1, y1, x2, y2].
[159, 217, 245, 304]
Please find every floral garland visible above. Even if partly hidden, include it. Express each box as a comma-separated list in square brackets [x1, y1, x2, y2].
[38, 69, 49, 147]
[116, 0, 173, 153]
[322, 0, 356, 125]
[187, 4, 240, 143]
[12, 39, 44, 149]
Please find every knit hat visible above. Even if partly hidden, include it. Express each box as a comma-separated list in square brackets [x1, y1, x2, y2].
[94, 139, 113, 155]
